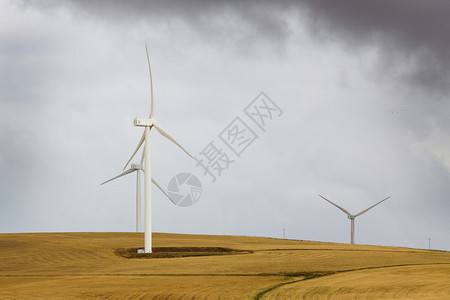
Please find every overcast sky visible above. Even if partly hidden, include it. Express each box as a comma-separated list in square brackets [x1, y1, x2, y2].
[1, 0, 449, 250]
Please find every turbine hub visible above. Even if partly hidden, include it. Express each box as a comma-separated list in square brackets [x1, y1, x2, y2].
[134, 118, 156, 127]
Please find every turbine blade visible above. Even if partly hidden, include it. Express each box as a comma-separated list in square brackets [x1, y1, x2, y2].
[152, 177, 176, 205]
[123, 131, 145, 171]
[154, 124, 193, 158]
[319, 195, 352, 216]
[355, 196, 391, 217]
[101, 168, 136, 185]
[145, 42, 154, 119]
[140, 144, 145, 164]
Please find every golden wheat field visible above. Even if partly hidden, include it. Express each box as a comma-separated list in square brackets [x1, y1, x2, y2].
[0, 232, 449, 299]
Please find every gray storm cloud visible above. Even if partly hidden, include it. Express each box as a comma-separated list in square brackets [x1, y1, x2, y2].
[299, 0, 450, 97]
[21, 0, 450, 96]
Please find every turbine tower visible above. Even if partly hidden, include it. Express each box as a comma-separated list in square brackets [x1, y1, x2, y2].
[101, 163, 175, 232]
[108, 43, 192, 253]
[318, 195, 391, 244]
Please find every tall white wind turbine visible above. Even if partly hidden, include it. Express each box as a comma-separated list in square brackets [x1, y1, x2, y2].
[101, 163, 175, 233]
[318, 195, 391, 244]
[120, 43, 192, 253]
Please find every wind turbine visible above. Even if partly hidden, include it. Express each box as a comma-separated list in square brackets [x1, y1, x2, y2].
[119, 43, 192, 253]
[318, 195, 391, 244]
[101, 163, 175, 233]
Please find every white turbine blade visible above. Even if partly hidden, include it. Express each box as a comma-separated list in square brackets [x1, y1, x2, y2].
[154, 124, 193, 158]
[319, 195, 352, 216]
[123, 131, 145, 170]
[101, 168, 136, 185]
[145, 42, 154, 119]
[140, 144, 145, 164]
[151, 177, 176, 205]
[355, 196, 391, 217]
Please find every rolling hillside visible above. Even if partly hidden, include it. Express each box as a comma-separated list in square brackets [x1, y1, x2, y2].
[1, 232, 449, 299]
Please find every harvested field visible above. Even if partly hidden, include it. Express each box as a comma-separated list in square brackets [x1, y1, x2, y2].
[261, 264, 450, 299]
[0, 232, 449, 299]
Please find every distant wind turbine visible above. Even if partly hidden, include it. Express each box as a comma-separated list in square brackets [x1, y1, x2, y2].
[104, 43, 193, 253]
[318, 195, 391, 244]
[101, 163, 175, 233]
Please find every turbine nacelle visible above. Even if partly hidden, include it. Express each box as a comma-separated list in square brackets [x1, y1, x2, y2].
[347, 215, 355, 220]
[134, 118, 156, 127]
[131, 163, 143, 170]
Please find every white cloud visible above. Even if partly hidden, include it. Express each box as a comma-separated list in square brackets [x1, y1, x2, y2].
[413, 123, 450, 172]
